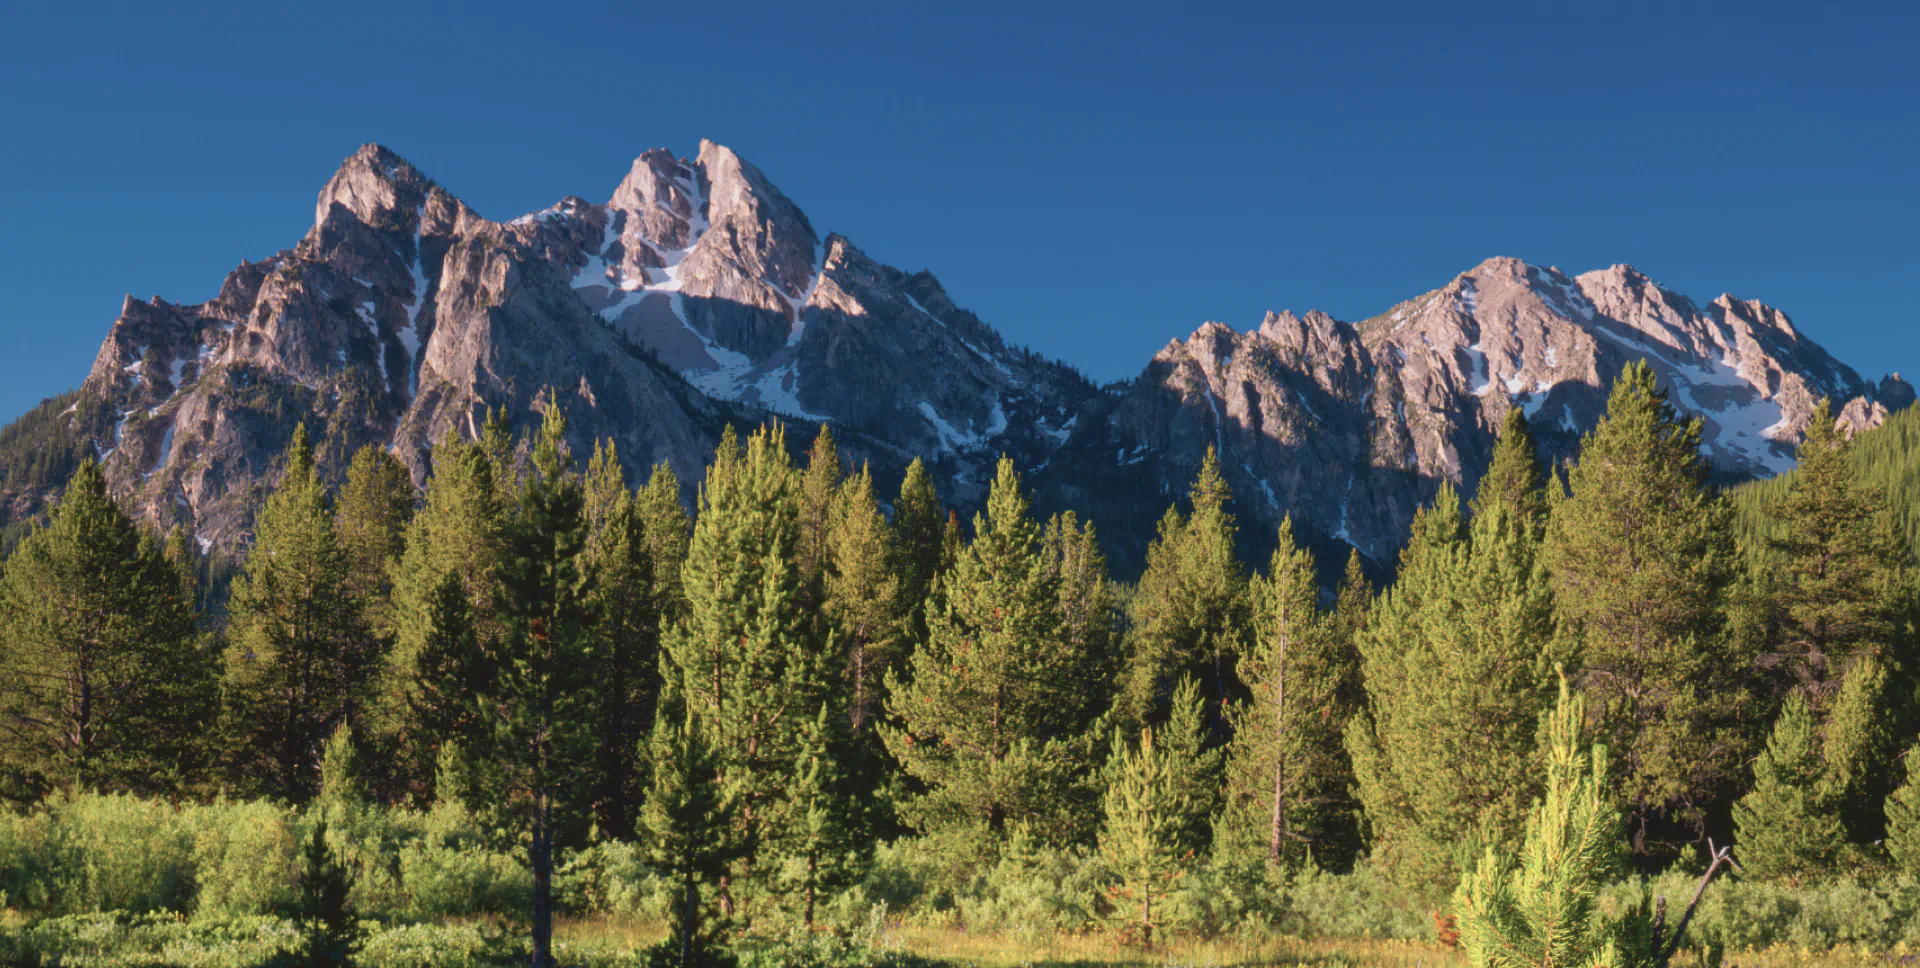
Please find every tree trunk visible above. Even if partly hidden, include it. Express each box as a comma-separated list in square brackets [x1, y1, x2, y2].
[679, 873, 698, 966]
[530, 791, 553, 968]
[1269, 647, 1287, 865]
[852, 646, 868, 730]
[805, 850, 818, 928]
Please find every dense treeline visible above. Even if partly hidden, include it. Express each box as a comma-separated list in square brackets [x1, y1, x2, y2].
[3, 365, 1919, 963]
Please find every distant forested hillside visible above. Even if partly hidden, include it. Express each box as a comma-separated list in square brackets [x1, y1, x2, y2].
[1734, 403, 1920, 562]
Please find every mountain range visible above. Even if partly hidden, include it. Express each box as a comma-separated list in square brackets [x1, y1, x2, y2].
[2, 141, 1908, 575]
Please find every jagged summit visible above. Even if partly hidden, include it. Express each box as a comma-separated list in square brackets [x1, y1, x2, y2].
[3, 141, 1905, 573]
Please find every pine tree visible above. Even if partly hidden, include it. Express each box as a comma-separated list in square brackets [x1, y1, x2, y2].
[1760, 399, 1913, 840]
[1453, 679, 1655, 968]
[293, 820, 362, 968]
[639, 460, 692, 624]
[1819, 652, 1899, 843]
[891, 457, 946, 643]
[882, 457, 1106, 846]
[334, 444, 415, 637]
[1043, 509, 1122, 740]
[1157, 675, 1222, 855]
[1473, 407, 1548, 538]
[664, 423, 837, 914]
[1225, 518, 1355, 869]
[381, 428, 509, 799]
[583, 439, 627, 535]
[316, 722, 365, 813]
[795, 425, 842, 608]
[407, 572, 482, 803]
[478, 405, 517, 497]
[1120, 448, 1249, 736]
[162, 525, 201, 607]
[1764, 399, 1911, 698]
[784, 703, 873, 927]
[580, 441, 663, 840]
[824, 463, 902, 732]
[642, 712, 742, 967]
[1732, 694, 1847, 882]
[940, 510, 965, 574]
[1544, 361, 1753, 852]
[1100, 726, 1191, 948]
[1883, 745, 1920, 876]
[1329, 549, 1373, 714]
[223, 426, 373, 802]
[0, 458, 210, 796]
[472, 405, 597, 968]
[1348, 485, 1561, 893]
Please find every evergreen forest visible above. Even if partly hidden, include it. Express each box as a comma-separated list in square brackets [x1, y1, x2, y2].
[5, 363, 1920, 968]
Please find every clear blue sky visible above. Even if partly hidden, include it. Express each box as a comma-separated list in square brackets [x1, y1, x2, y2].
[3, 1, 1915, 423]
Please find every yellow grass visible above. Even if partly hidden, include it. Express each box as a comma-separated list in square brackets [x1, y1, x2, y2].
[876, 926, 1456, 967]
[545, 916, 1909, 968]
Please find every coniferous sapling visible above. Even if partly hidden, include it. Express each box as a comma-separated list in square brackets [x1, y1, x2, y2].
[1454, 679, 1655, 968]
[1100, 725, 1189, 948]
[294, 820, 362, 968]
[1731, 694, 1847, 881]
[643, 713, 741, 967]
[1884, 745, 1920, 876]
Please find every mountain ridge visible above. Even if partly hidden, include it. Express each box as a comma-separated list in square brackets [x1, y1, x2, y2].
[1, 141, 1906, 574]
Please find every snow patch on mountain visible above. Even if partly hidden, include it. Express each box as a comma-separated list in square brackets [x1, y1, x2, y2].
[919, 401, 977, 454]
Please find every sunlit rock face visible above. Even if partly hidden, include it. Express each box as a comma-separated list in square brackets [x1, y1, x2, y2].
[32, 144, 1906, 572]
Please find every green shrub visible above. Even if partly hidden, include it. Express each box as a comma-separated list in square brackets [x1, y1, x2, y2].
[8, 794, 196, 914]
[1597, 870, 1920, 955]
[16, 912, 300, 968]
[188, 800, 299, 917]
[1284, 859, 1429, 941]
[359, 922, 525, 968]
[1171, 845, 1285, 940]
[391, 803, 530, 919]
[949, 841, 1106, 939]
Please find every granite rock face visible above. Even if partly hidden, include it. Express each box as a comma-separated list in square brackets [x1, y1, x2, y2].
[1101, 256, 1909, 565]
[14, 144, 1907, 573]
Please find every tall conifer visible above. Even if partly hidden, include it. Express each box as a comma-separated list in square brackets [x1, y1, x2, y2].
[1121, 448, 1249, 736]
[1473, 407, 1548, 537]
[580, 441, 662, 839]
[795, 425, 841, 609]
[382, 428, 508, 797]
[638, 460, 691, 623]
[883, 457, 1104, 846]
[0, 459, 209, 795]
[223, 426, 372, 801]
[1732, 694, 1847, 881]
[1764, 399, 1911, 697]
[1348, 484, 1560, 893]
[665, 423, 838, 914]
[783, 703, 873, 927]
[473, 406, 596, 968]
[891, 457, 946, 643]
[1761, 399, 1914, 839]
[1225, 518, 1354, 868]
[1544, 361, 1752, 852]
[643, 712, 740, 966]
[1158, 676, 1222, 853]
[335, 444, 415, 637]
[824, 463, 902, 731]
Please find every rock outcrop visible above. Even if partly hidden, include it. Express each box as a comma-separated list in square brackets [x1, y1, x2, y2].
[6, 144, 1905, 574]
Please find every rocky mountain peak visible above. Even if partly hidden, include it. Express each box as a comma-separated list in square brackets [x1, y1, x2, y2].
[608, 148, 703, 253]
[311, 143, 432, 232]
[7, 141, 1909, 580]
